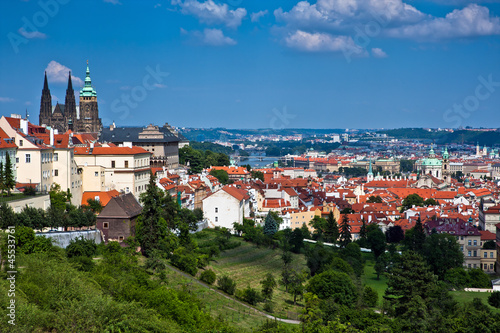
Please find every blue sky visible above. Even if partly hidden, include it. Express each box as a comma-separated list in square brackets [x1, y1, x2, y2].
[1, 0, 499, 129]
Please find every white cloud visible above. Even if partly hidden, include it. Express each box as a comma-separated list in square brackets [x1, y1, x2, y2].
[202, 28, 237, 46]
[25, 101, 32, 106]
[0, 97, 14, 102]
[104, 0, 121, 4]
[120, 86, 132, 91]
[386, 4, 500, 40]
[45, 61, 84, 86]
[172, 0, 247, 28]
[285, 30, 366, 55]
[251, 10, 268, 23]
[154, 3, 162, 8]
[153, 83, 168, 88]
[372, 47, 388, 58]
[18, 27, 46, 39]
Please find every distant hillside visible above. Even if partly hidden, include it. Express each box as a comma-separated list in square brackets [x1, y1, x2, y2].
[379, 128, 500, 146]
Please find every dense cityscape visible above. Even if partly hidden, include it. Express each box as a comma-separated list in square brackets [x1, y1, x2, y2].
[1, 0, 500, 332]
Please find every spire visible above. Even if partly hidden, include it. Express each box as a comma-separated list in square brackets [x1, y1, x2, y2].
[43, 71, 49, 91]
[80, 61, 97, 97]
[67, 71, 73, 91]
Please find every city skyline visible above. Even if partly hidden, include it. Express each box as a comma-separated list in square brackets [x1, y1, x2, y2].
[1, 0, 500, 129]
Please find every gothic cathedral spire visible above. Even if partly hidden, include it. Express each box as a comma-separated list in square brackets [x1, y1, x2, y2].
[39, 71, 52, 127]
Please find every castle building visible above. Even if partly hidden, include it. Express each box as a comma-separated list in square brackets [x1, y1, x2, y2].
[39, 62, 102, 133]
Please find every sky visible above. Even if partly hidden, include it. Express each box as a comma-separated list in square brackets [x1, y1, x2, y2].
[0, 0, 500, 130]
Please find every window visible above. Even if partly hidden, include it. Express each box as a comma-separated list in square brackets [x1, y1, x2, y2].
[103, 222, 109, 229]
[111, 160, 115, 168]
[461, 236, 464, 240]
[460, 246, 464, 251]
[491, 264, 494, 270]
[19, 140, 23, 147]
[125, 161, 128, 168]
[484, 252, 488, 258]
[484, 264, 488, 269]
[468, 264, 471, 268]
[473, 264, 477, 268]
[54, 169, 58, 177]
[215, 207, 218, 213]
[25, 154, 31, 163]
[473, 250, 477, 257]
[491, 252, 494, 258]
[54, 153, 58, 161]
[119, 236, 124, 241]
[468, 251, 471, 257]
[473, 240, 477, 246]
[215, 217, 218, 222]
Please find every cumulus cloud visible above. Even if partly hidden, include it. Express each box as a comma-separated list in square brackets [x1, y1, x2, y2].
[386, 4, 500, 40]
[18, 27, 46, 39]
[285, 30, 367, 56]
[251, 10, 268, 22]
[201, 28, 237, 45]
[45, 61, 84, 86]
[0, 97, 14, 102]
[372, 47, 388, 58]
[172, 0, 247, 28]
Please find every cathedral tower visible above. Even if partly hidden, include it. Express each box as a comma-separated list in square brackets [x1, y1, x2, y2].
[39, 71, 52, 127]
[78, 61, 102, 133]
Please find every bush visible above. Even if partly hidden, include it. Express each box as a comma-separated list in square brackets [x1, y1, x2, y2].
[241, 286, 263, 306]
[362, 286, 378, 308]
[23, 186, 37, 196]
[200, 269, 217, 285]
[488, 291, 500, 308]
[69, 255, 95, 272]
[66, 236, 97, 258]
[217, 275, 236, 295]
[263, 300, 274, 313]
[170, 247, 198, 276]
[468, 268, 491, 288]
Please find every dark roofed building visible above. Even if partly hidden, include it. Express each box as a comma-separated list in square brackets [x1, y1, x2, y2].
[96, 193, 142, 244]
[100, 123, 188, 168]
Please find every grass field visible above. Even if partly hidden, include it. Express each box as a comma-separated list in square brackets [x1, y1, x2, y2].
[450, 291, 500, 313]
[361, 257, 388, 307]
[202, 236, 308, 320]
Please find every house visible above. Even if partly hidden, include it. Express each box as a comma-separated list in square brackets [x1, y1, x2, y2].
[202, 185, 251, 231]
[479, 201, 500, 233]
[479, 230, 496, 274]
[96, 193, 142, 244]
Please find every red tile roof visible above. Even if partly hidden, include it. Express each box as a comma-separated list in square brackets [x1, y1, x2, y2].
[82, 190, 120, 207]
[74, 146, 150, 155]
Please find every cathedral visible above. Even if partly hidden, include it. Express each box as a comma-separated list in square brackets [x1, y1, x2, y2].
[39, 62, 102, 133]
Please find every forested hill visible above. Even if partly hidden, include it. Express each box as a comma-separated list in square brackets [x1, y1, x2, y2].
[378, 128, 500, 145]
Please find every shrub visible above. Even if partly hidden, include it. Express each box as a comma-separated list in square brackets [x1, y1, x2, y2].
[362, 286, 378, 308]
[170, 247, 198, 276]
[69, 256, 95, 272]
[66, 236, 97, 258]
[217, 275, 236, 295]
[200, 269, 217, 285]
[263, 300, 274, 313]
[241, 286, 263, 306]
[488, 291, 500, 308]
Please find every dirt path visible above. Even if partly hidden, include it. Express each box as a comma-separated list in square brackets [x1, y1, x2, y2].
[165, 263, 301, 325]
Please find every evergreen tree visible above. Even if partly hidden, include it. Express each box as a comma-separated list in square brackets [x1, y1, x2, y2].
[263, 213, 278, 236]
[339, 214, 352, 248]
[4, 153, 15, 196]
[324, 211, 339, 244]
[0, 161, 4, 196]
[405, 216, 426, 253]
[136, 174, 170, 256]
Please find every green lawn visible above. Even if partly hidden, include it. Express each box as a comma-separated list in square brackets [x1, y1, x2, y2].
[362, 256, 388, 307]
[203, 236, 308, 320]
[450, 291, 500, 313]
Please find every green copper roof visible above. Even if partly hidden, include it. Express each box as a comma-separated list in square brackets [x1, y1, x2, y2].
[367, 159, 373, 175]
[443, 147, 449, 160]
[80, 62, 97, 97]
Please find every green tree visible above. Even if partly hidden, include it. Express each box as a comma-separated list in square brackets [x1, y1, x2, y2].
[85, 198, 103, 213]
[200, 269, 217, 285]
[422, 233, 463, 279]
[0, 161, 4, 196]
[385, 225, 405, 243]
[251, 170, 265, 182]
[324, 211, 339, 244]
[404, 217, 426, 253]
[260, 273, 277, 300]
[263, 213, 278, 236]
[290, 227, 305, 253]
[217, 275, 236, 295]
[135, 174, 170, 256]
[424, 198, 438, 206]
[306, 269, 358, 305]
[339, 214, 351, 248]
[309, 215, 327, 240]
[363, 286, 378, 307]
[3, 154, 15, 196]
[288, 270, 306, 305]
[401, 194, 425, 212]
[367, 195, 383, 203]
[366, 224, 386, 258]
[209, 169, 229, 184]
[49, 183, 72, 212]
[488, 291, 500, 308]
[400, 159, 415, 173]
[374, 253, 388, 280]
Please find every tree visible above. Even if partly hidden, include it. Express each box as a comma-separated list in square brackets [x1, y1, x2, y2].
[339, 214, 351, 248]
[366, 224, 386, 258]
[309, 216, 327, 240]
[422, 233, 463, 279]
[251, 170, 264, 182]
[374, 253, 388, 280]
[288, 270, 306, 305]
[488, 292, 500, 308]
[209, 169, 229, 184]
[260, 273, 277, 300]
[306, 269, 358, 305]
[3, 154, 15, 196]
[217, 275, 236, 295]
[85, 198, 103, 213]
[324, 211, 339, 244]
[385, 225, 405, 243]
[363, 286, 378, 308]
[400, 159, 415, 173]
[49, 183, 71, 212]
[290, 227, 305, 253]
[404, 217, 426, 253]
[135, 174, 170, 256]
[0, 161, 4, 196]
[200, 269, 217, 285]
[401, 194, 424, 212]
[367, 195, 383, 203]
[263, 213, 278, 236]
[424, 198, 438, 206]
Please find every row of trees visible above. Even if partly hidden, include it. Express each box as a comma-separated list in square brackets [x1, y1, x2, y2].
[179, 145, 230, 174]
[0, 153, 15, 196]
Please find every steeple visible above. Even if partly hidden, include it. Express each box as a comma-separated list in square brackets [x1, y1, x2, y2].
[67, 71, 73, 91]
[80, 60, 97, 97]
[443, 147, 449, 160]
[367, 158, 374, 182]
[43, 71, 49, 91]
[39, 71, 52, 126]
[65, 71, 77, 120]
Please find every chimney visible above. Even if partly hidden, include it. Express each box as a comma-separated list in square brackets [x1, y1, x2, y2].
[20, 119, 28, 135]
[50, 127, 54, 146]
[90, 142, 94, 149]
